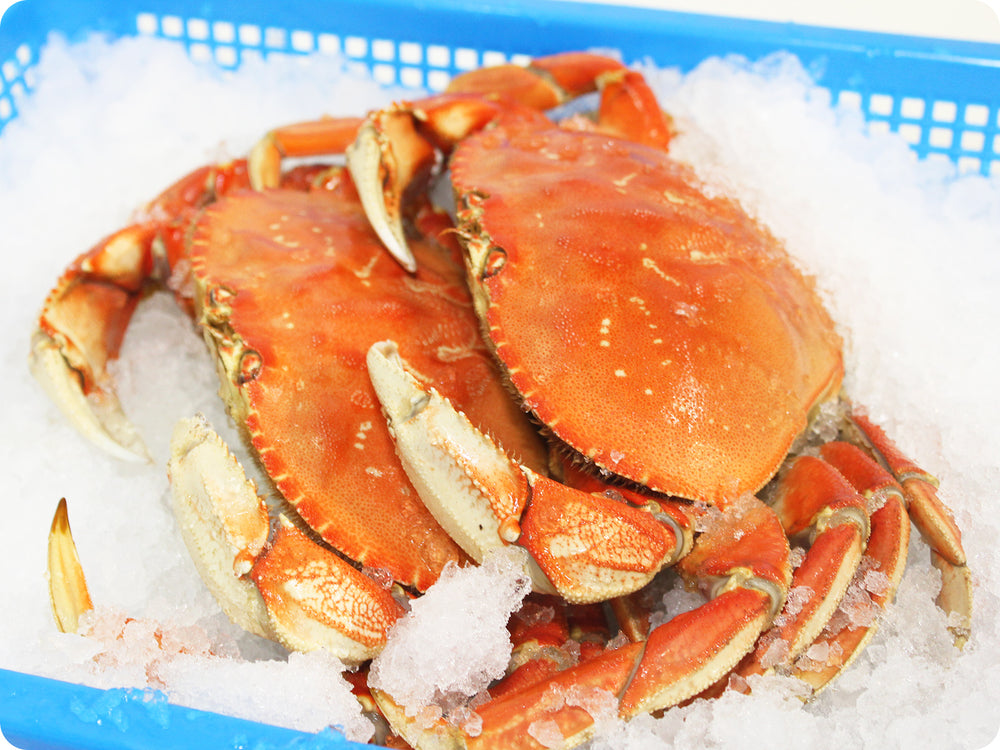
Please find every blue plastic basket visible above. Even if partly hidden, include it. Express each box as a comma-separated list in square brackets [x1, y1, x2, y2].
[2, 1, 1000, 748]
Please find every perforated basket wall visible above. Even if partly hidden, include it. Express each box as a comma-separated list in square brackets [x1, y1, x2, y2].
[4, 0, 1000, 174]
[2, 1, 1000, 748]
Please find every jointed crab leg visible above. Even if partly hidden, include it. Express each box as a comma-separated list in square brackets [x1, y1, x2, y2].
[846, 414, 971, 646]
[749, 455, 871, 669]
[782, 441, 912, 692]
[373, 496, 791, 749]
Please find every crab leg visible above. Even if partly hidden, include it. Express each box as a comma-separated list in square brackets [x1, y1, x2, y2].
[30, 161, 253, 461]
[728, 453, 872, 683]
[367, 339, 685, 604]
[344, 53, 672, 271]
[248, 116, 366, 190]
[846, 414, 971, 646]
[373, 497, 790, 750]
[777, 441, 911, 692]
[168, 415, 405, 664]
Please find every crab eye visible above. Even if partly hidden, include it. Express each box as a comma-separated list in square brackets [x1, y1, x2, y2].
[482, 247, 508, 279]
[237, 349, 263, 384]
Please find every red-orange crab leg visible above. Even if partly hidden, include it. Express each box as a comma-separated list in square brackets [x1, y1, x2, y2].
[367, 340, 687, 604]
[248, 116, 366, 190]
[847, 413, 972, 646]
[168, 415, 406, 663]
[347, 53, 673, 271]
[30, 161, 252, 461]
[373, 497, 790, 749]
[732, 454, 872, 680]
[777, 441, 912, 692]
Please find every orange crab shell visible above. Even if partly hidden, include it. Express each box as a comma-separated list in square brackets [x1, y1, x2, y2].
[184, 177, 547, 591]
[452, 128, 844, 505]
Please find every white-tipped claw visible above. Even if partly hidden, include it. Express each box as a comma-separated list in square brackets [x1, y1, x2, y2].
[168, 415, 274, 641]
[366, 340, 555, 595]
[30, 331, 150, 462]
[347, 121, 417, 273]
[248, 132, 282, 191]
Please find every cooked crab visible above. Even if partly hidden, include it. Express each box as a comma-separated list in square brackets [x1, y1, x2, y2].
[35, 51, 972, 750]
[245, 51, 972, 745]
[34, 137, 697, 664]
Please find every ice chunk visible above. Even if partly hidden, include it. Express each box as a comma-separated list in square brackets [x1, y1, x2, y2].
[368, 547, 531, 722]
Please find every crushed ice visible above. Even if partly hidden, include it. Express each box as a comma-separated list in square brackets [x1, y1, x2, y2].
[1, 30, 999, 750]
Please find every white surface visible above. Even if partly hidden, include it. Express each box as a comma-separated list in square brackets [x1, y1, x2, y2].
[2, 0, 1000, 42]
[563, 0, 1000, 43]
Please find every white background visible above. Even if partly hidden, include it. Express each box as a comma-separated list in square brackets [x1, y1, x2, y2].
[1, 0, 1000, 42]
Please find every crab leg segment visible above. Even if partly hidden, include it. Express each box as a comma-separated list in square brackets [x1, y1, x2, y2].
[169, 415, 405, 664]
[30, 162, 252, 461]
[374, 498, 789, 750]
[366, 340, 684, 604]
[848, 414, 972, 645]
[728, 455, 871, 683]
[248, 116, 365, 190]
[778, 441, 911, 692]
[347, 53, 672, 271]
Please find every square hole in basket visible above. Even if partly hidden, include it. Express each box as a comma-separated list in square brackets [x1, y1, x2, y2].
[344, 36, 368, 59]
[264, 27, 288, 50]
[187, 18, 210, 41]
[837, 89, 863, 111]
[965, 103, 990, 127]
[136, 13, 159, 35]
[928, 126, 954, 148]
[212, 21, 236, 44]
[898, 123, 922, 145]
[373, 63, 396, 85]
[932, 100, 957, 123]
[399, 42, 423, 65]
[239, 24, 262, 46]
[372, 39, 395, 62]
[317, 34, 341, 55]
[958, 156, 981, 174]
[161, 15, 184, 38]
[454, 47, 479, 71]
[428, 69, 451, 91]
[900, 96, 925, 120]
[961, 130, 985, 152]
[400, 66, 424, 89]
[427, 45, 450, 68]
[215, 46, 237, 68]
[291, 30, 314, 53]
[868, 93, 894, 117]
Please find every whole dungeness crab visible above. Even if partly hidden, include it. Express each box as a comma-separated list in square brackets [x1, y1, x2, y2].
[36, 52, 971, 749]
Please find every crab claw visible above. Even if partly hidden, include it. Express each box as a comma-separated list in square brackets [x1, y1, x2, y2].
[30, 224, 159, 462]
[47, 498, 94, 634]
[346, 118, 419, 273]
[169, 415, 405, 664]
[367, 340, 685, 605]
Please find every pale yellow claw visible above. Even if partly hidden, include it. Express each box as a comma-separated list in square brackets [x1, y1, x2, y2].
[30, 331, 150, 463]
[47, 498, 94, 635]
